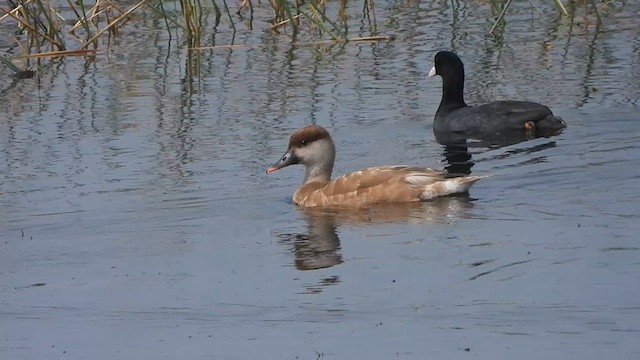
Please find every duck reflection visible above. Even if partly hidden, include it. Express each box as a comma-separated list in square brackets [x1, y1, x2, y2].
[279, 209, 344, 271]
[277, 196, 475, 273]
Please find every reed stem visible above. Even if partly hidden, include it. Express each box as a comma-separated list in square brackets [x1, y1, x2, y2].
[489, 0, 512, 35]
[0, 54, 22, 73]
[553, 0, 568, 16]
[80, 0, 148, 48]
[0, 0, 577, 61]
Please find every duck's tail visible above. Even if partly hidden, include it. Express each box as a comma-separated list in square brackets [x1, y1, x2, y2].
[420, 175, 489, 200]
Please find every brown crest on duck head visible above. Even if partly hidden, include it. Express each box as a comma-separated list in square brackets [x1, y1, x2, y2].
[288, 124, 332, 149]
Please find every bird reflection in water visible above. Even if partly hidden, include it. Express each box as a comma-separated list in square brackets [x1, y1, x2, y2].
[435, 126, 565, 176]
[277, 209, 344, 272]
[276, 196, 475, 274]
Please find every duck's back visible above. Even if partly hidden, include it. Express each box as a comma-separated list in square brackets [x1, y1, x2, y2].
[293, 166, 484, 207]
[293, 166, 441, 207]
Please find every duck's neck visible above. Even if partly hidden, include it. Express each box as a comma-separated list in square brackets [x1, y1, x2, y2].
[438, 70, 467, 114]
[304, 161, 333, 184]
[303, 147, 334, 184]
[300, 139, 336, 185]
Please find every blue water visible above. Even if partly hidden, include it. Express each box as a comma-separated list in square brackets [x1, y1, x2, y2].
[1, 1, 639, 359]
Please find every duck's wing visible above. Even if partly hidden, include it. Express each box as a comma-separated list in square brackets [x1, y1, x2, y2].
[329, 166, 446, 193]
[294, 166, 449, 207]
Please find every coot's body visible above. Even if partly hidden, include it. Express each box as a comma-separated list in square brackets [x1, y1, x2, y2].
[429, 51, 566, 137]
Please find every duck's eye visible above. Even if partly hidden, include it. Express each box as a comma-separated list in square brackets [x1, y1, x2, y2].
[300, 140, 308, 146]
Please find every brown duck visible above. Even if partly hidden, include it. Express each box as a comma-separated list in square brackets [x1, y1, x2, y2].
[266, 125, 487, 207]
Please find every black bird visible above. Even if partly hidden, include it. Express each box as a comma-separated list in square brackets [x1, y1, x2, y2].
[428, 51, 566, 139]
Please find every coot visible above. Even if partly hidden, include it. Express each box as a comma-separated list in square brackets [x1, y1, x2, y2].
[429, 51, 566, 136]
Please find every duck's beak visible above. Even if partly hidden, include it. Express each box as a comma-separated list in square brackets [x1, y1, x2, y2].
[266, 150, 299, 174]
[428, 66, 437, 78]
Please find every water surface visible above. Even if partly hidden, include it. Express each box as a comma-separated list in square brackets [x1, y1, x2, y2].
[1, 1, 640, 359]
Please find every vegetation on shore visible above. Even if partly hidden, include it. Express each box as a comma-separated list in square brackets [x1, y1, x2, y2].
[0, 0, 609, 76]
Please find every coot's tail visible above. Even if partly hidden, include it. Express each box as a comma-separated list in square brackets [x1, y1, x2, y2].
[537, 114, 567, 129]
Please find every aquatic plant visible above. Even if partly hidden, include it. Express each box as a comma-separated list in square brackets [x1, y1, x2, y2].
[0, 0, 374, 54]
[489, 0, 602, 35]
[0, 0, 612, 74]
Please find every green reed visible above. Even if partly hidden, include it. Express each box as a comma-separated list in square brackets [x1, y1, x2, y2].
[0, 0, 359, 61]
[489, 0, 602, 35]
[1, 0, 604, 75]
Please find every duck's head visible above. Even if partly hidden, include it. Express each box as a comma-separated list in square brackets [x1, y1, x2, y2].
[266, 125, 336, 181]
[428, 51, 464, 79]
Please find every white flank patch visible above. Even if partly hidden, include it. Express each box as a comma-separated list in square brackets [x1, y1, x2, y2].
[418, 175, 489, 200]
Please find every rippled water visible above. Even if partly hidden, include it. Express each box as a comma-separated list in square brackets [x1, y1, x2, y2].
[1, 1, 639, 359]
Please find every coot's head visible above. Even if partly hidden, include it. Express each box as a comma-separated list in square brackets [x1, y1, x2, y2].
[428, 51, 464, 79]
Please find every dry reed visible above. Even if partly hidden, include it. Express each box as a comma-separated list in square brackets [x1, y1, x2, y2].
[0, 0, 605, 76]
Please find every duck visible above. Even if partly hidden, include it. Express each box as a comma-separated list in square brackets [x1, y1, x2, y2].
[266, 124, 487, 207]
[428, 51, 566, 137]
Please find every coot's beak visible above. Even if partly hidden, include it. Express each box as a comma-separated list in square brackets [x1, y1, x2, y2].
[266, 150, 298, 174]
[428, 66, 437, 78]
